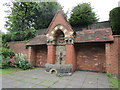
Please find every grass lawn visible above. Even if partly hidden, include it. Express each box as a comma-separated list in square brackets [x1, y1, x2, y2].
[0, 68, 22, 76]
[107, 74, 120, 90]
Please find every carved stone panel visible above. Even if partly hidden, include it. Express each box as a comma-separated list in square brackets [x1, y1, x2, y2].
[55, 45, 66, 64]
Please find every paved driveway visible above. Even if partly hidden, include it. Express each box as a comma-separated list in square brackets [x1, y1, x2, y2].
[2, 68, 110, 88]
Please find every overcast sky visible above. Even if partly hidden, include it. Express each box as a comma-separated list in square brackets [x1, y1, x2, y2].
[0, 0, 120, 33]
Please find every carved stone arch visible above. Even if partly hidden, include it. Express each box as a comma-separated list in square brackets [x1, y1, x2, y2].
[54, 30, 65, 40]
[52, 24, 68, 37]
[46, 24, 75, 45]
[47, 24, 74, 37]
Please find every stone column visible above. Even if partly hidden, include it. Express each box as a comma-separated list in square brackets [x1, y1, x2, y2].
[28, 46, 36, 66]
[47, 45, 56, 64]
[65, 44, 76, 71]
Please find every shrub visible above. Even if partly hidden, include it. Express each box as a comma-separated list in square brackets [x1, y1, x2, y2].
[109, 7, 120, 35]
[0, 56, 9, 69]
[7, 28, 36, 41]
[2, 33, 13, 47]
[7, 56, 19, 68]
[0, 52, 34, 70]
[1, 47, 15, 58]
[8, 53, 34, 70]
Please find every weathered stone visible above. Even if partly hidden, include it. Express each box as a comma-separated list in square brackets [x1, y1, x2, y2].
[45, 64, 72, 76]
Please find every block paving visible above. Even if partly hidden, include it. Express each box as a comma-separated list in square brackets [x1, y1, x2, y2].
[2, 68, 111, 88]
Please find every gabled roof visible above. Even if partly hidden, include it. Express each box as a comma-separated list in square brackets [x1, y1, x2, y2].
[26, 28, 113, 46]
[45, 10, 74, 34]
[75, 28, 113, 43]
[26, 35, 46, 46]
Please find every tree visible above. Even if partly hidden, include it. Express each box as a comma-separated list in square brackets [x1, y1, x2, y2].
[109, 7, 120, 35]
[5, 2, 63, 41]
[33, 2, 63, 29]
[69, 3, 98, 27]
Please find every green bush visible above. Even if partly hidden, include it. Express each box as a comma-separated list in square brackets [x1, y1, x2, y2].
[0, 56, 9, 69]
[9, 53, 34, 70]
[109, 7, 120, 35]
[8, 28, 36, 41]
[2, 33, 13, 47]
[0, 53, 34, 70]
[1, 47, 15, 58]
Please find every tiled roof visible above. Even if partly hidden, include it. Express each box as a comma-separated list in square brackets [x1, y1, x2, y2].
[26, 35, 47, 46]
[75, 28, 113, 43]
[26, 28, 113, 45]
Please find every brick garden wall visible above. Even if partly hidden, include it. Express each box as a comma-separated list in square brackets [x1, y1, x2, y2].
[35, 45, 47, 67]
[8, 41, 29, 58]
[28, 46, 36, 66]
[8, 38, 120, 75]
[8, 42, 47, 67]
[75, 43, 106, 72]
[106, 36, 120, 75]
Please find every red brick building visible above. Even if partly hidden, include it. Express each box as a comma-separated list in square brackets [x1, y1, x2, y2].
[8, 10, 120, 75]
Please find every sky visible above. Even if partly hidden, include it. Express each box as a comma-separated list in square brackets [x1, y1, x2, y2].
[0, 0, 120, 33]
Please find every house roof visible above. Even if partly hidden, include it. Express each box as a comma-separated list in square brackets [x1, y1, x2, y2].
[26, 28, 113, 46]
[75, 28, 113, 43]
[26, 35, 47, 46]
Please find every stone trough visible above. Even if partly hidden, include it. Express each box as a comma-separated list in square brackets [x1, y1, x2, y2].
[45, 64, 73, 76]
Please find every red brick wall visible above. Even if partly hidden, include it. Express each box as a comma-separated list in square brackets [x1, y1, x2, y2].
[65, 44, 76, 71]
[106, 35, 120, 75]
[28, 46, 36, 66]
[47, 45, 56, 64]
[8, 42, 47, 67]
[8, 41, 28, 58]
[75, 43, 106, 72]
[35, 45, 47, 67]
[8, 38, 120, 75]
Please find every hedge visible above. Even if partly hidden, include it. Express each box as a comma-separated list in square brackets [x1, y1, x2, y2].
[109, 7, 120, 35]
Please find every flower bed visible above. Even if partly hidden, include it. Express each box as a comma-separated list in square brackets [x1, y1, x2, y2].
[0, 53, 34, 70]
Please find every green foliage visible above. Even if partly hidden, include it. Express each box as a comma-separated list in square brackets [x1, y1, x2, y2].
[1, 32, 33, 70]
[33, 2, 63, 29]
[6, 2, 38, 32]
[0, 56, 9, 69]
[69, 3, 98, 27]
[1, 47, 15, 58]
[109, 7, 120, 35]
[0, 53, 34, 70]
[10, 28, 36, 41]
[1, 33, 12, 47]
[0, 33, 15, 69]
[107, 73, 120, 89]
[9, 53, 34, 70]
[0, 68, 22, 75]
[1, 28, 36, 42]
[5, 2, 63, 41]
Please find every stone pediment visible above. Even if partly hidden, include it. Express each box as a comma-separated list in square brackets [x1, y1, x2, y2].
[45, 10, 75, 41]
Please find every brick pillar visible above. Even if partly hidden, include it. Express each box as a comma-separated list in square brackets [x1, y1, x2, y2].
[65, 44, 76, 71]
[28, 46, 36, 66]
[47, 45, 56, 64]
[106, 36, 120, 75]
[106, 43, 112, 73]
